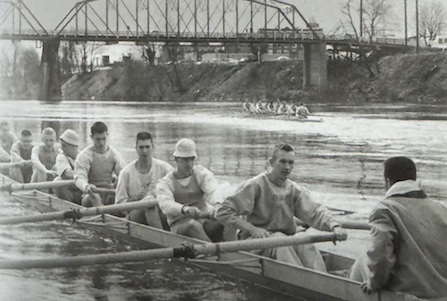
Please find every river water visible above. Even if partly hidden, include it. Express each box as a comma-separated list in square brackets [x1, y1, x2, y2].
[0, 100, 446, 301]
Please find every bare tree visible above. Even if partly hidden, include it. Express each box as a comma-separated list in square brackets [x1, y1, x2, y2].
[362, 0, 393, 43]
[340, 0, 392, 43]
[340, 0, 362, 41]
[419, 1, 446, 46]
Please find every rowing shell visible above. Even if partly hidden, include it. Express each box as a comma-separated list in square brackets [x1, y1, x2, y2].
[243, 113, 323, 122]
[0, 174, 425, 301]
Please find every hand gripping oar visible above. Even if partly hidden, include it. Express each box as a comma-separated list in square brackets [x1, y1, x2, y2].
[0, 180, 75, 193]
[0, 233, 346, 270]
[0, 200, 158, 225]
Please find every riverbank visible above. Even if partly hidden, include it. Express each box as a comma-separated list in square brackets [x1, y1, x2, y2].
[3, 51, 447, 103]
[61, 51, 447, 103]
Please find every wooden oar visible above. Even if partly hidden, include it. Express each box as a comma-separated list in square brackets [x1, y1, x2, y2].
[0, 200, 158, 225]
[0, 181, 116, 194]
[295, 218, 370, 230]
[0, 233, 345, 270]
[0, 180, 75, 192]
[0, 162, 24, 169]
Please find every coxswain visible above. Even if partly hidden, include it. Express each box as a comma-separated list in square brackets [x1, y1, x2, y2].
[349, 157, 447, 298]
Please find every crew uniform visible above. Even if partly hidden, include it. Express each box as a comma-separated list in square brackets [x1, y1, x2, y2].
[74, 145, 125, 205]
[157, 165, 219, 231]
[9, 139, 34, 183]
[115, 158, 173, 226]
[54, 130, 83, 204]
[216, 172, 341, 271]
[30, 142, 61, 183]
[349, 180, 447, 299]
[156, 139, 223, 242]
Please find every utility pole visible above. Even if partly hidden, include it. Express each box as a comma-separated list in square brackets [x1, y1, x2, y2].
[404, 0, 407, 46]
[359, 0, 363, 38]
[415, 0, 419, 53]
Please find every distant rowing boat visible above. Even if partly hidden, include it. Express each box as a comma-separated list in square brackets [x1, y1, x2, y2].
[0, 173, 425, 301]
[243, 113, 323, 122]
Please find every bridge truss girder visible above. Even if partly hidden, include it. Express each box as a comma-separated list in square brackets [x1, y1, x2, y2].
[0, 0, 48, 36]
[0, 0, 320, 43]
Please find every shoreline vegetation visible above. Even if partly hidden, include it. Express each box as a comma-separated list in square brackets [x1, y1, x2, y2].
[2, 51, 447, 104]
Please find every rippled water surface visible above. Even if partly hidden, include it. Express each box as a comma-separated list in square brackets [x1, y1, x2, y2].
[0, 100, 446, 301]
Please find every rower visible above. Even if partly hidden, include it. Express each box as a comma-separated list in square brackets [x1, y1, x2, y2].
[30, 127, 61, 185]
[296, 103, 310, 119]
[349, 157, 447, 298]
[115, 132, 173, 228]
[0, 121, 18, 156]
[216, 143, 347, 271]
[9, 130, 34, 183]
[53, 129, 82, 204]
[74, 122, 125, 207]
[157, 138, 224, 242]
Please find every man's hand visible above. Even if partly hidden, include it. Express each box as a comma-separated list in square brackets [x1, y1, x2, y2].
[182, 206, 202, 218]
[20, 160, 32, 167]
[250, 226, 270, 239]
[332, 225, 347, 241]
[84, 184, 98, 195]
[46, 170, 58, 181]
[361, 280, 373, 294]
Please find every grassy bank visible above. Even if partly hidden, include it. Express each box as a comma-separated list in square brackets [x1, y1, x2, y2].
[59, 51, 447, 104]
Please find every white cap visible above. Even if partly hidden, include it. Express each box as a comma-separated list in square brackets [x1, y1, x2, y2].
[60, 129, 79, 146]
[173, 138, 197, 158]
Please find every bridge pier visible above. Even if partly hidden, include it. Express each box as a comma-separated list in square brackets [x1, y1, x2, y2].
[303, 43, 327, 91]
[38, 39, 61, 101]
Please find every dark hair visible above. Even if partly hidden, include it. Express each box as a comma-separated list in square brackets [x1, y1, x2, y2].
[272, 143, 294, 160]
[91, 122, 108, 135]
[136, 132, 153, 143]
[384, 157, 417, 185]
[21, 129, 32, 137]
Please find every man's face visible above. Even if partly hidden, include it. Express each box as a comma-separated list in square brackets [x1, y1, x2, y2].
[91, 132, 108, 150]
[21, 135, 33, 150]
[42, 134, 56, 149]
[270, 150, 295, 181]
[61, 140, 77, 155]
[175, 157, 195, 175]
[136, 139, 153, 159]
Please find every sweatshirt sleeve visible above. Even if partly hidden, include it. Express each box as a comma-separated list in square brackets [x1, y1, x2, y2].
[215, 181, 259, 234]
[156, 175, 183, 217]
[9, 142, 23, 162]
[294, 185, 340, 231]
[194, 165, 220, 213]
[364, 206, 398, 290]
[31, 145, 49, 174]
[74, 151, 90, 192]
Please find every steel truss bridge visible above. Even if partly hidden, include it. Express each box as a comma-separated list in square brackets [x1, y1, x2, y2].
[0, 0, 330, 44]
[0, 0, 409, 101]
